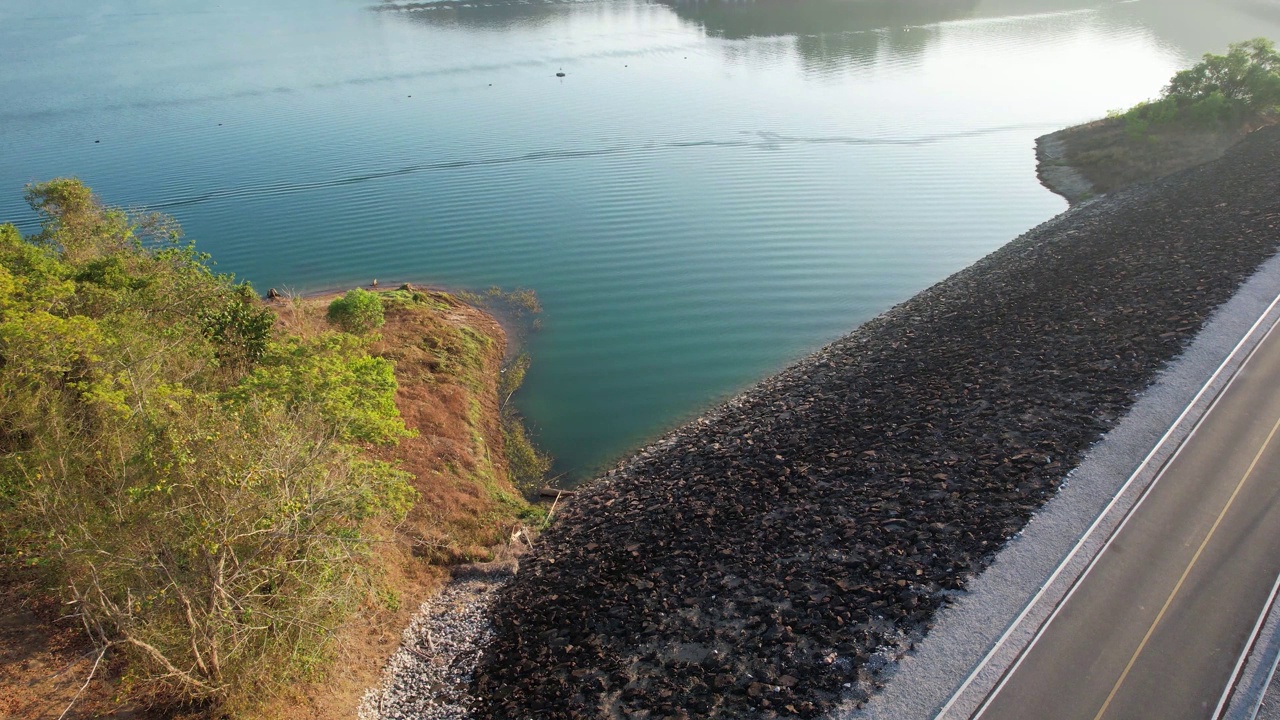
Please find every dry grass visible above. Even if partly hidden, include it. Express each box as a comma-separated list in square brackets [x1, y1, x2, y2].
[0, 287, 537, 720]
[254, 288, 537, 720]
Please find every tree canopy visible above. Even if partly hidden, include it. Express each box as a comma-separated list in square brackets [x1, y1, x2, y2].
[1126, 37, 1280, 129]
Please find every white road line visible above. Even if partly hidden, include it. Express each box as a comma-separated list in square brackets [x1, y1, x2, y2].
[935, 290, 1280, 720]
[1214, 572, 1280, 718]
[1245, 622, 1280, 720]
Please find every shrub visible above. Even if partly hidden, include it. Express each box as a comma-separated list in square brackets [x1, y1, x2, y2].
[327, 288, 384, 334]
[496, 353, 552, 495]
[226, 332, 414, 445]
[56, 403, 415, 703]
[502, 412, 553, 495]
[0, 180, 416, 714]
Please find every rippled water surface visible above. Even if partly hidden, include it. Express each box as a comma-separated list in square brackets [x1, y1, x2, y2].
[4, 0, 1279, 480]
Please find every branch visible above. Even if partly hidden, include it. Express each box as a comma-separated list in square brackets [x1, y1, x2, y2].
[57, 644, 109, 720]
[123, 636, 220, 695]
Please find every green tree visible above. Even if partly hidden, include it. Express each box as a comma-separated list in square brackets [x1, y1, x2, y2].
[1128, 38, 1280, 128]
[1167, 38, 1280, 110]
[327, 287, 384, 334]
[226, 332, 413, 445]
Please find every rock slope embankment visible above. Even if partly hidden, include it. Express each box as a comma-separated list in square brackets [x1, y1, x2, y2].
[470, 126, 1280, 719]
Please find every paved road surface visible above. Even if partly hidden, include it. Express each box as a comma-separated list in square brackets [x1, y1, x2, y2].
[973, 319, 1280, 720]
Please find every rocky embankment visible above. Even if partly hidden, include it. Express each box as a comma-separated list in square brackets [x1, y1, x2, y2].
[468, 126, 1280, 719]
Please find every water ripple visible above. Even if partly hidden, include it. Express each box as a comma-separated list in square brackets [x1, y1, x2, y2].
[140, 123, 1049, 211]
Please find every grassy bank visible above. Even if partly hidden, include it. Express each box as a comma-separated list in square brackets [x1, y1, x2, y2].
[0, 181, 547, 719]
[1040, 38, 1280, 203]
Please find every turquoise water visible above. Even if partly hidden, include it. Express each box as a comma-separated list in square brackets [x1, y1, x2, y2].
[4, 0, 1278, 481]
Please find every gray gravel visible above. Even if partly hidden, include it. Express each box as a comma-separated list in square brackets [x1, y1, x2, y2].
[358, 564, 514, 720]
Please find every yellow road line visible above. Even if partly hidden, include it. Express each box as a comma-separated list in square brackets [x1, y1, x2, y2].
[1093, 412, 1280, 720]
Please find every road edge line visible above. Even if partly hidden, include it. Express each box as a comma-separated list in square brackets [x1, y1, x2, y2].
[1216, 571, 1280, 719]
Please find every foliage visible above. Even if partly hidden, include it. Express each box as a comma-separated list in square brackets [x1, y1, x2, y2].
[502, 413, 553, 495]
[498, 353, 532, 409]
[1167, 38, 1280, 111]
[459, 286, 544, 331]
[0, 180, 416, 713]
[1124, 38, 1280, 133]
[226, 332, 414, 445]
[495, 352, 551, 495]
[199, 284, 276, 368]
[485, 285, 542, 314]
[327, 287, 384, 334]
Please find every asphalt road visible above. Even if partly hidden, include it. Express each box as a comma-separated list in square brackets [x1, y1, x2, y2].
[973, 320, 1280, 720]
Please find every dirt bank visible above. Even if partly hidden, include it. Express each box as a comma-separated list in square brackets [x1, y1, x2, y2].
[0, 288, 536, 720]
[468, 125, 1280, 719]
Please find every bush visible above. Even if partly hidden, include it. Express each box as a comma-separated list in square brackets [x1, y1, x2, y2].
[496, 353, 552, 495]
[502, 412, 553, 495]
[58, 403, 415, 703]
[0, 180, 417, 713]
[226, 332, 414, 445]
[327, 288, 384, 334]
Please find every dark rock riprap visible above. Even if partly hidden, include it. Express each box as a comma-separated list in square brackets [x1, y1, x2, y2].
[471, 127, 1280, 719]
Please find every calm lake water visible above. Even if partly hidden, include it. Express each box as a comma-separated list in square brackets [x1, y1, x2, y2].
[4, 0, 1279, 481]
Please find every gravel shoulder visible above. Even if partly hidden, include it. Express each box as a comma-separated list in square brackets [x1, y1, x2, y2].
[466, 125, 1280, 719]
[360, 563, 516, 720]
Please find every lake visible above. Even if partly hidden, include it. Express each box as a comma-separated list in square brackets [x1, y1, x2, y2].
[4, 0, 1278, 481]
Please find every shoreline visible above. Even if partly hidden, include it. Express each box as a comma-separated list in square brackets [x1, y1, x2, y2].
[254, 285, 540, 720]
[1033, 127, 1097, 205]
[462, 126, 1280, 718]
[1033, 114, 1274, 206]
[281, 280, 537, 362]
